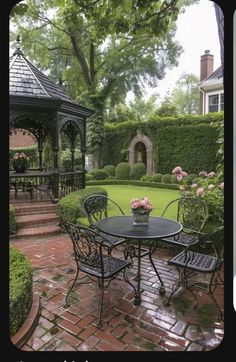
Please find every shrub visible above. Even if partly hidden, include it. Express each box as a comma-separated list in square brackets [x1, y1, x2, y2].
[9, 246, 33, 336]
[85, 173, 94, 181]
[58, 187, 108, 223]
[9, 204, 17, 234]
[103, 164, 116, 177]
[89, 169, 108, 180]
[173, 166, 224, 224]
[141, 174, 153, 182]
[151, 173, 163, 182]
[129, 163, 146, 180]
[115, 162, 130, 179]
[161, 174, 172, 183]
[171, 175, 178, 184]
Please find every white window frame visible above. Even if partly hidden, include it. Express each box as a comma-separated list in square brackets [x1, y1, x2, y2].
[205, 90, 224, 113]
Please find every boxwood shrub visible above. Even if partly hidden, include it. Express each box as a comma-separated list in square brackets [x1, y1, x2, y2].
[115, 162, 131, 179]
[9, 204, 17, 234]
[88, 169, 108, 180]
[103, 164, 116, 177]
[10, 246, 33, 336]
[161, 174, 172, 183]
[129, 162, 146, 180]
[58, 187, 108, 223]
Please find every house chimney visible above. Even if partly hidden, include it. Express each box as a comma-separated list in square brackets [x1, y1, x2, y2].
[200, 50, 214, 81]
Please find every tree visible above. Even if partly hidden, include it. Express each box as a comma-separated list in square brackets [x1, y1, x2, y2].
[171, 72, 200, 114]
[10, 0, 193, 167]
[155, 94, 178, 117]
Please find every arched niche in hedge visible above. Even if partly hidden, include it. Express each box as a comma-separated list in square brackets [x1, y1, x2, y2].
[128, 130, 153, 174]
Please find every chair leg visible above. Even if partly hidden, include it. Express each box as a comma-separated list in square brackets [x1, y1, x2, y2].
[63, 267, 79, 308]
[96, 279, 105, 328]
[165, 280, 182, 306]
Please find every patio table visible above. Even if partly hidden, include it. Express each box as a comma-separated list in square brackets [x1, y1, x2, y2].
[96, 215, 182, 305]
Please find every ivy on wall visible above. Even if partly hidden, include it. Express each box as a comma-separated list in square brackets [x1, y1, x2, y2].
[102, 113, 223, 174]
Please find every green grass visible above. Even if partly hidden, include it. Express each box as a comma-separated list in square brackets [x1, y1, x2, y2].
[85, 184, 179, 219]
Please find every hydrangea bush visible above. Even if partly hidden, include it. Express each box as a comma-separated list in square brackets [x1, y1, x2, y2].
[172, 166, 224, 223]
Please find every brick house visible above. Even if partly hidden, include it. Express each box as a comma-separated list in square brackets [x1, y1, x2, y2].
[199, 50, 224, 114]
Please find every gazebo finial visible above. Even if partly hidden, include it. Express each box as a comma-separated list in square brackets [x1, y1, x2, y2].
[13, 35, 23, 55]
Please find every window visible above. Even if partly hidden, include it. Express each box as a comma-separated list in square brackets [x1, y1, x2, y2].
[208, 93, 224, 112]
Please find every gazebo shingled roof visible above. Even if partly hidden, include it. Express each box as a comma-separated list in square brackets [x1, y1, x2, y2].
[9, 36, 94, 200]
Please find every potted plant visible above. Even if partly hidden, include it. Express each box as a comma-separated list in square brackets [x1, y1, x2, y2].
[130, 197, 153, 226]
[12, 152, 29, 173]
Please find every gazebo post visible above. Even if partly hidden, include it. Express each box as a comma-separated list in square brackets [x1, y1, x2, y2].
[38, 136, 43, 171]
[51, 117, 60, 202]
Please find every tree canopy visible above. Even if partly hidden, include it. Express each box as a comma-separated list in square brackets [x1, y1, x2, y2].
[10, 0, 195, 166]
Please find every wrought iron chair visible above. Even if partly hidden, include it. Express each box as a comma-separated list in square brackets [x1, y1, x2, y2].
[83, 194, 126, 254]
[59, 222, 136, 327]
[166, 225, 224, 320]
[160, 197, 208, 249]
[33, 178, 54, 201]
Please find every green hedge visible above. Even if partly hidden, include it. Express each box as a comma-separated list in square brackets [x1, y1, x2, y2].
[9, 204, 17, 234]
[86, 179, 179, 190]
[102, 113, 223, 174]
[58, 187, 108, 223]
[9, 246, 33, 336]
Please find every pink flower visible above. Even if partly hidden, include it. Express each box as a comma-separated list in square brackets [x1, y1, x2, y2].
[220, 182, 224, 190]
[208, 184, 215, 190]
[131, 197, 152, 210]
[176, 173, 183, 182]
[181, 171, 188, 177]
[207, 172, 216, 177]
[191, 183, 198, 189]
[199, 171, 208, 177]
[172, 166, 182, 174]
[184, 191, 191, 196]
[196, 187, 205, 197]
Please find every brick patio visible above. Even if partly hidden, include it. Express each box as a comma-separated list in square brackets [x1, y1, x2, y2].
[10, 231, 224, 352]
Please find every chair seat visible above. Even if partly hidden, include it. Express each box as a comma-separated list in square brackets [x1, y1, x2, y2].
[96, 231, 125, 248]
[168, 250, 218, 273]
[80, 254, 131, 278]
[161, 231, 198, 247]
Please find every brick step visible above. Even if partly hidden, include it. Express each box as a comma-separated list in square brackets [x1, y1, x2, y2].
[16, 213, 60, 228]
[16, 225, 62, 239]
[13, 202, 58, 216]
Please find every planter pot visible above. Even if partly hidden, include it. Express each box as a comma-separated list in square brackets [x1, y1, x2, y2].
[14, 165, 27, 173]
[132, 209, 151, 226]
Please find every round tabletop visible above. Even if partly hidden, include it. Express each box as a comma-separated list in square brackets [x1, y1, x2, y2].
[96, 216, 182, 240]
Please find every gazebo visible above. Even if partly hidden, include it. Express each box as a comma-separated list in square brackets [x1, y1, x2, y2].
[9, 36, 93, 202]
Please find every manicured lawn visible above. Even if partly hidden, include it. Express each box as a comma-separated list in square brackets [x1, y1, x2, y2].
[86, 184, 180, 219]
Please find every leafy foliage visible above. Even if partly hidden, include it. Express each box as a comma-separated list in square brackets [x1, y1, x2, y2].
[58, 186, 108, 223]
[10, 0, 187, 166]
[9, 204, 17, 234]
[102, 113, 223, 173]
[9, 246, 33, 336]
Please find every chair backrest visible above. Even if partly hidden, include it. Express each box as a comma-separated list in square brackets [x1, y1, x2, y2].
[198, 225, 224, 262]
[83, 194, 124, 228]
[161, 197, 208, 234]
[60, 222, 104, 270]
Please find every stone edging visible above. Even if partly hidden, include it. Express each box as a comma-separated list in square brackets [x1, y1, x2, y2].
[11, 290, 41, 348]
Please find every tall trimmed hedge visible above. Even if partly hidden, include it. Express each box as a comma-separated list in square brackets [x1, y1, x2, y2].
[102, 113, 223, 174]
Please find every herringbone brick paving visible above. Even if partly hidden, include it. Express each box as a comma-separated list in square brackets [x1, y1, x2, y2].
[11, 232, 224, 352]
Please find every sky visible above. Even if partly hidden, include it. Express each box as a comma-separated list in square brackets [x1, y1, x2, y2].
[127, 0, 221, 105]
